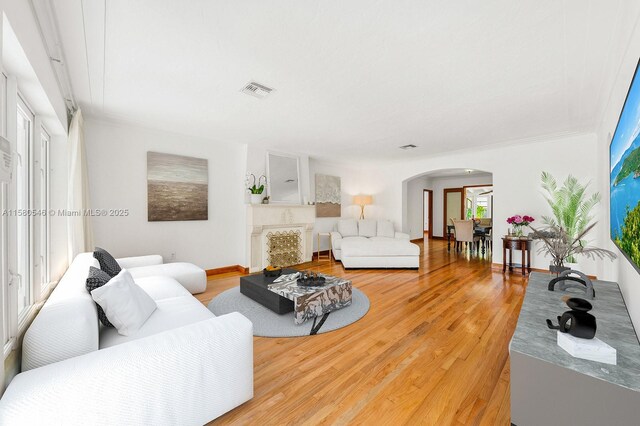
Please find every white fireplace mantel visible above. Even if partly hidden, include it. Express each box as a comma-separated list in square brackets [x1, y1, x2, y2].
[246, 204, 316, 272]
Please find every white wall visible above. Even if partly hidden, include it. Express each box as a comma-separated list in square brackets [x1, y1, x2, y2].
[405, 176, 429, 239]
[84, 119, 246, 269]
[595, 1, 640, 329]
[308, 158, 364, 251]
[362, 133, 600, 274]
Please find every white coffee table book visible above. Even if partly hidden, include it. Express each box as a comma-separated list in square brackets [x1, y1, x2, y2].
[557, 331, 617, 365]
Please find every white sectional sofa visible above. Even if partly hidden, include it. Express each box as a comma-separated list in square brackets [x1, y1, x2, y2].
[0, 253, 253, 425]
[331, 219, 420, 269]
[121, 255, 207, 294]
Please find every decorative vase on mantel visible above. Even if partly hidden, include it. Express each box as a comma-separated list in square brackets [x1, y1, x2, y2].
[250, 193, 263, 205]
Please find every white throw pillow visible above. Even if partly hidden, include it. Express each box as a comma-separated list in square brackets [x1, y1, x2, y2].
[337, 219, 358, 237]
[377, 220, 395, 238]
[90, 269, 157, 336]
[358, 219, 377, 237]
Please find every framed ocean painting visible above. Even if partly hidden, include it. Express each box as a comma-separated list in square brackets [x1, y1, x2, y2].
[610, 59, 640, 272]
[147, 151, 208, 221]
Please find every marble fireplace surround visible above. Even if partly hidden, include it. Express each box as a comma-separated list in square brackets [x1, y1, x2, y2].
[246, 205, 315, 272]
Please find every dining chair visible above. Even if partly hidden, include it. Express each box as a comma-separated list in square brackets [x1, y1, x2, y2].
[478, 218, 492, 227]
[476, 218, 493, 251]
[451, 219, 481, 253]
[483, 226, 493, 252]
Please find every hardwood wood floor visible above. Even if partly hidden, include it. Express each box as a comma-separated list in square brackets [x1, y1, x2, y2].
[196, 239, 527, 425]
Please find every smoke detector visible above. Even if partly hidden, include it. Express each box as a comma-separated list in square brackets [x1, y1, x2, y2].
[241, 81, 273, 99]
[399, 144, 417, 150]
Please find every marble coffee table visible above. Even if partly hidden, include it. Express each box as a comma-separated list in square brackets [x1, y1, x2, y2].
[267, 272, 352, 326]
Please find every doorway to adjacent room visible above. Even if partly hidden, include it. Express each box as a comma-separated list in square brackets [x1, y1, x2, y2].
[423, 189, 433, 239]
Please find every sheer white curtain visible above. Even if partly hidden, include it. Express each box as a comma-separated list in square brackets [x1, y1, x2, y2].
[67, 110, 93, 260]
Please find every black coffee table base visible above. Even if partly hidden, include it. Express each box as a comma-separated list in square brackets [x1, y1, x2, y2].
[240, 269, 295, 314]
[310, 312, 330, 335]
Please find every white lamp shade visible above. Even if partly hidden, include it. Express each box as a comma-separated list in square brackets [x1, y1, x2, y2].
[353, 195, 373, 206]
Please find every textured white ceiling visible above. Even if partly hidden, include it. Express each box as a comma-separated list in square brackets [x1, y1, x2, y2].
[53, 0, 637, 162]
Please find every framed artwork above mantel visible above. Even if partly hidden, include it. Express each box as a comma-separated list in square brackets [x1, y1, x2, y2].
[266, 152, 302, 204]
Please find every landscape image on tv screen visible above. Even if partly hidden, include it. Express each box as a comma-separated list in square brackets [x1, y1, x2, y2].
[611, 60, 640, 271]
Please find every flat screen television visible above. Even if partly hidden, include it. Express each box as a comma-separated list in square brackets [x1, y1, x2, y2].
[610, 59, 640, 273]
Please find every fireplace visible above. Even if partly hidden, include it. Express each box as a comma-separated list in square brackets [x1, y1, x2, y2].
[246, 205, 315, 272]
[265, 229, 303, 267]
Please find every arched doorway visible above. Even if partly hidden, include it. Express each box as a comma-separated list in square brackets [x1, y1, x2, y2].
[403, 168, 494, 258]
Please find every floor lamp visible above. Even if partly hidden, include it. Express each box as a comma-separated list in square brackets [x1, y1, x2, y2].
[353, 195, 373, 219]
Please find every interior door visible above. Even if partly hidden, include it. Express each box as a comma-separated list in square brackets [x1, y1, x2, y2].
[443, 188, 463, 236]
[423, 189, 433, 238]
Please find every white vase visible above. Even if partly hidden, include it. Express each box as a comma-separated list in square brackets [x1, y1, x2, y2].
[250, 193, 263, 205]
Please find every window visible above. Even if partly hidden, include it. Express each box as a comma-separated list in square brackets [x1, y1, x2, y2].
[464, 186, 493, 220]
[1, 76, 54, 355]
[16, 96, 33, 323]
[0, 18, 58, 359]
[36, 128, 50, 296]
[476, 197, 488, 218]
[0, 73, 7, 347]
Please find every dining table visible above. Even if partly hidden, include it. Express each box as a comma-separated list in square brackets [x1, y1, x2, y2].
[447, 224, 492, 254]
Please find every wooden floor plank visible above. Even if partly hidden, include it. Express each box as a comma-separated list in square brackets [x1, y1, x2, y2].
[200, 239, 525, 425]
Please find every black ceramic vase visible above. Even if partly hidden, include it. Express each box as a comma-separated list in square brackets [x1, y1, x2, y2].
[546, 297, 597, 339]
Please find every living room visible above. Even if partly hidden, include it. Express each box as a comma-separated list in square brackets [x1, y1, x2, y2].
[1, 1, 640, 425]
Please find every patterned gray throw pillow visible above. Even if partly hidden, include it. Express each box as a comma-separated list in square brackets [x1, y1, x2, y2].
[86, 266, 114, 327]
[93, 247, 122, 277]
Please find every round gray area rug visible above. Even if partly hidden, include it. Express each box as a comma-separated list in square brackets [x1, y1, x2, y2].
[208, 287, 370, 337]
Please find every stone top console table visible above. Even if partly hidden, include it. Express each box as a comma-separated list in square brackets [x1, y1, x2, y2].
[510, 272, 640, 425]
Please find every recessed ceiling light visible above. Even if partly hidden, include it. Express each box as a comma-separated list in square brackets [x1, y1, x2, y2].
[241, 81, 273, 99]
[399, 144, 418, 150]
[465, 169, 474, 174]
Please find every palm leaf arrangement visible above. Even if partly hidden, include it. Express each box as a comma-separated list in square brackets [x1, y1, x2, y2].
[530, 223, 616, 272]
[533, 172, 616, 271]
[539, 171, 603, 263]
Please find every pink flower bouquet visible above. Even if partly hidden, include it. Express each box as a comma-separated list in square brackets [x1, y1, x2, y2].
[506, 215, 534, 226]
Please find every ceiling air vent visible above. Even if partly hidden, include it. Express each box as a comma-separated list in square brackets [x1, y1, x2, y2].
[241, 82, 273, 99]
[399, 144, 417, 150]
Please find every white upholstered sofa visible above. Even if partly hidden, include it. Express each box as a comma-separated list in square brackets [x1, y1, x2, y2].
[0, 253, 253, 425]
[331, 219, 420, 269]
